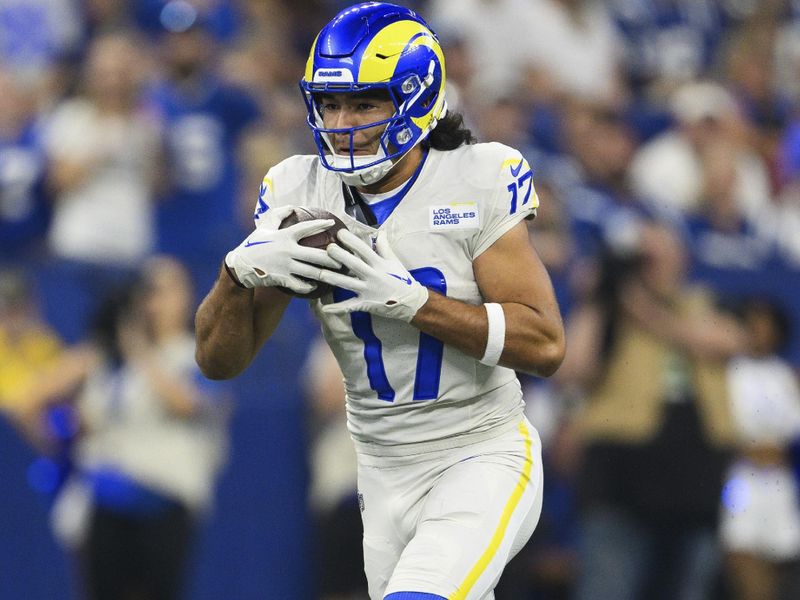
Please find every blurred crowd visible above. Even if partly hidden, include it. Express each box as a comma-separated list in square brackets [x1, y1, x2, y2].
[3, 0, 800, 599]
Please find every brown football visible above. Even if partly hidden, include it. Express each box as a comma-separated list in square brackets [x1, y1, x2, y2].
[277, 207, 348, 299]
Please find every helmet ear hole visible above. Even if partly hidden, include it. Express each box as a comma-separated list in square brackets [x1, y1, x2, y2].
[396, 128, 412, 145]
[401, 75, 421, 95]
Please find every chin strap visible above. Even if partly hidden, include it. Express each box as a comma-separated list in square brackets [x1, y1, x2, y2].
[335, 159, 394, 186]
[342, 183, 378, 226]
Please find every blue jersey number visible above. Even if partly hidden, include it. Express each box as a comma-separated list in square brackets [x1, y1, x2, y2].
[333, 267, 447, 402]
[507, 168, 533, 214]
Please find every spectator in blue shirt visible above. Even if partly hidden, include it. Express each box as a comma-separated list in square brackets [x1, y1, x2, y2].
[0, 69, 50, 262]
[145, 2, 263, 297]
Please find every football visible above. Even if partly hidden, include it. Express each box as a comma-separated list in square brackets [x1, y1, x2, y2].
[278, 207, 348, 299]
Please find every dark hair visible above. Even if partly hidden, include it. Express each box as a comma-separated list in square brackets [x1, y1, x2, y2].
[89, 278, 140, 367]
[424, 111, 475, 150]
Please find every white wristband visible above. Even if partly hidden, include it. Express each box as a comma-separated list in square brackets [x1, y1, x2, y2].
[480, 303, 506, 366]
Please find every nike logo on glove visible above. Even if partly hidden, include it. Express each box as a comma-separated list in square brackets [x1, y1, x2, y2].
[244, 240, 272, 247]
[388, 273, 413, 285]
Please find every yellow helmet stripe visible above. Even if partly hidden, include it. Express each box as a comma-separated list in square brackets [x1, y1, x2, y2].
[304, 33, 320, 82]
[357, 21, 444, 84]
[358, 21, 446, 133]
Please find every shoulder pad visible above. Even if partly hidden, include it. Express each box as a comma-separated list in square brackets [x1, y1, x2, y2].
[450, 142, 530, 191]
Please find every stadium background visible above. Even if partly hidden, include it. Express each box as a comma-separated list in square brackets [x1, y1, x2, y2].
[2, 0, 800, 598]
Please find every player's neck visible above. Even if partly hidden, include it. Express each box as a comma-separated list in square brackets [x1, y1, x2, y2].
[356, 146, 424, 195]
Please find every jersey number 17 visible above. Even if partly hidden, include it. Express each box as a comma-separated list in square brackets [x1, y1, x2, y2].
[333, 267, 446, 402]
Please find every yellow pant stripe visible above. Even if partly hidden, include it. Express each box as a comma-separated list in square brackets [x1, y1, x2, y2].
[449, 421, 533, 600]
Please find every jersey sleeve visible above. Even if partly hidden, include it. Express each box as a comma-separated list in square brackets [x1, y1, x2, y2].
[472, 147, 539, 258]
[252, 171, 275, 226]
[251, 155, 316, 228]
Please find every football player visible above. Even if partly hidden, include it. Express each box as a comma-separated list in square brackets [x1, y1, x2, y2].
[195, 3, 565, 599]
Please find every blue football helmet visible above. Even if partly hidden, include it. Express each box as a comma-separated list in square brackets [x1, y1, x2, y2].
[300, 2, 447, 186]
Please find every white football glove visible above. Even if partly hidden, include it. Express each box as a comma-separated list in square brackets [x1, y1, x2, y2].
[317, 229, 429, 322]
[225, 205, 341, 293]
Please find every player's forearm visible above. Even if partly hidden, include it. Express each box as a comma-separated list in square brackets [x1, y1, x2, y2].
[195, 268, 288, 379]
[411, 292, 565, 377]
[195, 271, 258, 379]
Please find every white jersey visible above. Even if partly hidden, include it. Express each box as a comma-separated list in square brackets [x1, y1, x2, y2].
[256, 143, 538, 453]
